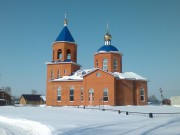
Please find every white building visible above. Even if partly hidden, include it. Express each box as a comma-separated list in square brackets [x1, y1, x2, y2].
[171, 96, 180, 106]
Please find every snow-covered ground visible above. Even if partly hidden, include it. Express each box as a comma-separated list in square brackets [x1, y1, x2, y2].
[0, 105, 180, 135]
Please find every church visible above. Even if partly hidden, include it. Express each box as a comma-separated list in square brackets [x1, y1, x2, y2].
[46, 16, 148, 106]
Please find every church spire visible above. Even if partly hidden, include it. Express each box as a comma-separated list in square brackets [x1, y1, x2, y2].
[55, 14, 75, 43]
[104, 23, 112, 45]
[64, 13, 68, 26]
[106, 23, 109, 33]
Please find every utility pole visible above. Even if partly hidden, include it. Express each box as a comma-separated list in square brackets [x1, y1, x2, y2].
[0, 74, 1, 86]
[159, 88, 164, 105]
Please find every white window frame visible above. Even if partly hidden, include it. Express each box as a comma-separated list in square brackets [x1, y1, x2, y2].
[57, 70, 60, 78]
[103, 88, 108, 102]
[89, 89, 94, 102]
[57, 86, 61, 102]
[70, 87, 74, 102]
[103, 58, 108, 70]
[64, 70, 67, 74]
[81, 87, 83, 102]
[51, 70, 54, 79]
[96, 60, 98, 68]
[113, 59, 117, 70]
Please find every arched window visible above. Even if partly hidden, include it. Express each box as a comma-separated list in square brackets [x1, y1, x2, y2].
[81, 87, 83, 102]
[96, 60, 98, 68]
[51, 70, 54, 79]
[103, 58, 108, 70]
[70, 87, 74, 101]
[89, 89, 94, 102]
[53, 51, 55, 60]
[64, 70, 67, 74]
[57, 86, 61, 101]
[57, 70, 60, 78]
[140, 88, 145, 101]
[57, 49, 62, 59]
[67, 49, 71, 59]
[103, 88, 108, 101]
[113, 59, 117, 70]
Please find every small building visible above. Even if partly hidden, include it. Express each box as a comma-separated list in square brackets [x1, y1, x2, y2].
[0, 89, 11, 106]
[19, 94, 46, 105]
[171, 96, 180, 106]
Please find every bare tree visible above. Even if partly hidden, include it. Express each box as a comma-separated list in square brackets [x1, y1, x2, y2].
[2, 86, 11, 95]
[148, 95, 160, 104]
[32, 89, 38, 95]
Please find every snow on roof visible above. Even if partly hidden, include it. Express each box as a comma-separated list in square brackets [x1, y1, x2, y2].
[113, 72, 148, 81]
[40, 96, 46, 101]
[52, 69, 94, 82]
[52, 68, 147, 82]
[45, 61, 82, 67]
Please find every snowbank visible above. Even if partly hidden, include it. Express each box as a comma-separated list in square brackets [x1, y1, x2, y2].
[0, 115, 52, 135]
[0, 105, 180, 135]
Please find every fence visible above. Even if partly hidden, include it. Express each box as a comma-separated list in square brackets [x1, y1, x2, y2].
[77, 106, 180, 118]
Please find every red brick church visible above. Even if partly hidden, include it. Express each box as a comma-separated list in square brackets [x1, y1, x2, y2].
[46, 16, 148, 106]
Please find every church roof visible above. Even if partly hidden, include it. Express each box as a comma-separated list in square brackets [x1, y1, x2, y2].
[97, 45, 119, 52]
[113, 72, 148, 81]
[55, 26, 75, 43]
[51, 68, 148, 82]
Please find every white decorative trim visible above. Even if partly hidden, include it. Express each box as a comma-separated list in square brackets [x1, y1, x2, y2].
[45, 61, 82, 67]
[94, 51, 122, 56]
[52, 41, 77, 45]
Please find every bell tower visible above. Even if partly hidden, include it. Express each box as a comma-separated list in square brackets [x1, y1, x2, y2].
[46, 15, 80, 81]
[94, 25, 122, 73]
[52, 15, 77, 63]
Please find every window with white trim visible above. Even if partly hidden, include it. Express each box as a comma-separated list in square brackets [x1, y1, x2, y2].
[96, 60, 98, 68]
[57, 87, 61, 101]
[57, 70, 60, 78]
[81, 87, 83, 102]
[70, 87, 74, 101]
[103, 58, 108, 70]
[64, 70, 67, 74]
[103, 88, 108, 101]
[89, 89, 94, 102]
[51, 70, 54, 79]
[140, 88, 145, 101]
[113, 59, 117, 70]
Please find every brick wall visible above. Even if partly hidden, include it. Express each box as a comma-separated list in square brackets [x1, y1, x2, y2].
[52, 42, 77, 62]
[94, 53, 122, 73]
[83, 69, 116, 106]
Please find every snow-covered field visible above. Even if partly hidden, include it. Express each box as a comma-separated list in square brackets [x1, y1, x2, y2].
[0, 105, 180, 135]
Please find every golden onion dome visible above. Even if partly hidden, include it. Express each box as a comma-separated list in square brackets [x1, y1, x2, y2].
[104, 32, 112, 41]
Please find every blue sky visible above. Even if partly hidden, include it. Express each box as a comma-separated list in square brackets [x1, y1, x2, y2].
[0, 0, 180, 99]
